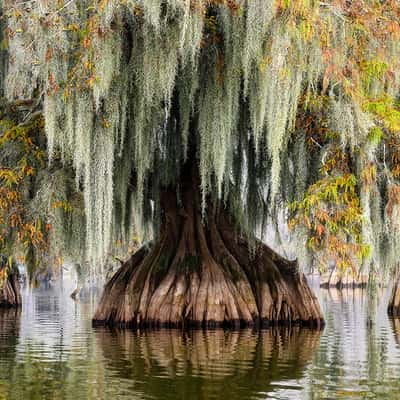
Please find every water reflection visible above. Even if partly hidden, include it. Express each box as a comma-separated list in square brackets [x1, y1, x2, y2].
[0, 308, 20, 341]
[96, 328, 321, 399]
[391, 318, 400, 345]
[304, 287, 400, 400]
[0, 308, 20, 399]
[0, 308, 20, 360]
[0, 284, 399, 399]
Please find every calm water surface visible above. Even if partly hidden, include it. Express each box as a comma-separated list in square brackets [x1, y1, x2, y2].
[0, 281, 399, 400]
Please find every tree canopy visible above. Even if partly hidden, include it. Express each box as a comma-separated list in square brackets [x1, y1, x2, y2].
[1, 0, 400, 280]
[0, 4, 85, 278]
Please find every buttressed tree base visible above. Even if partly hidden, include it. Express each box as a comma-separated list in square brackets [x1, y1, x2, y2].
[93, 161, 323, 328]
[0, 270, 21, 308]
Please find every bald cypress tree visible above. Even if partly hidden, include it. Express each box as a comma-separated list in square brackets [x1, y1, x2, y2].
[2, 0, 400, 325]
[0, 6, 20, 306]
[0, 3, 85, 305]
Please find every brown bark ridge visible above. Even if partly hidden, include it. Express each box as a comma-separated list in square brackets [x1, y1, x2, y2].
[93, 167, 324, 329]
[0, 269, 22, 308]
[388, 276, 400, 317]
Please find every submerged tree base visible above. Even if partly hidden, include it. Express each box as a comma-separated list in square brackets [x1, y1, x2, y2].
[93, 173, 324, 329]
[0, 271, 22, 308]
[320, 269, 368, 289]
[388, 277, 400, 317]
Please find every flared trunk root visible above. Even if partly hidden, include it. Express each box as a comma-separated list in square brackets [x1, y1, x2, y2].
[94, 167, 323, 329]
[0, 271, 22, 308]
[93, 209, 323, 328]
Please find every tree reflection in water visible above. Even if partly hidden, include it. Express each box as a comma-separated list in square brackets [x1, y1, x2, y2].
[0, 308, 20, 359]
[391, 318, 400, 346]
[1, 286, 400, 400]
[95, 327, 321, 399]
[0, 308, 21, 398]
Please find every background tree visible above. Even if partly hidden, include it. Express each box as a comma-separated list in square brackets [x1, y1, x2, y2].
[0, 3, 88, 305]
[0, 90, 87, 303]
[2, 0, 400, 325]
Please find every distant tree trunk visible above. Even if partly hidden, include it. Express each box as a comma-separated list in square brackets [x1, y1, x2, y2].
[70, 263, 85, 300]
[93, 163, 324, 328]
[0, 269, 22, 308]
[388, 276, 400, 317]
[320, 268, 368, 289]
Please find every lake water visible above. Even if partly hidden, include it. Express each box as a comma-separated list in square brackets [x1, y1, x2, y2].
[0, 281, 399, 400]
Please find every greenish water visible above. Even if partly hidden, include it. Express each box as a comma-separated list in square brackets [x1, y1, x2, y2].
[0, 283, 399, 399]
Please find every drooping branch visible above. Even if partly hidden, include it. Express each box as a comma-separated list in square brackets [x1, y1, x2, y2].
[1, 0, 400, 289]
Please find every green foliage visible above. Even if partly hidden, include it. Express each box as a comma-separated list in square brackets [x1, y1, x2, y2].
[364, 97, 400, 134]
[1, 0, 400, 278]
[0, 99, 85, 281]
[289, 173, 370, 271]
[367, 127, 384, 145]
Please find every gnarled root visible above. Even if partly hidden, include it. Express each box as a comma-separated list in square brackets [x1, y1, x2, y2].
[93, 185, 323, 328]
[388, 277, 400, 317]
[0, 270, 22, 308]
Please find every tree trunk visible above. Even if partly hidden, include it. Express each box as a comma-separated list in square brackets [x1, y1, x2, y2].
[320, 268, 368, 289]
[93, 166, 324, 329]
[388, 276, 400, 317]
[0, 269, 22, 308]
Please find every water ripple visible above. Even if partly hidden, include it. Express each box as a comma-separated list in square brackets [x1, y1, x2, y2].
[0, 283, 399, 399]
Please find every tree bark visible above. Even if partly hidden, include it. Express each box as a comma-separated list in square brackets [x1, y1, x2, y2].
[93, 166, 324, 329]
[388, 276, 400, 317]
[0, 269, 22, 308]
